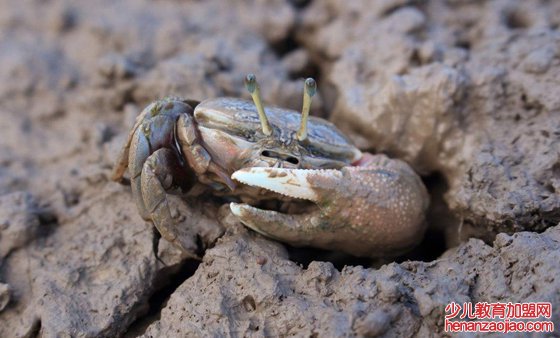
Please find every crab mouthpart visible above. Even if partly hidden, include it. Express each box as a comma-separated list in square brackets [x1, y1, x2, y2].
[231, 167, 334, 202]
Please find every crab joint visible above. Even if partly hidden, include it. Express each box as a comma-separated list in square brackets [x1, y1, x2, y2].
[296, 78, 316, 142]
[244, 74, 273, 136]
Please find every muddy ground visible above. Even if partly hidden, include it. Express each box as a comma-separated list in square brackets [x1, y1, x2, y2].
[0, 0, 559, 337]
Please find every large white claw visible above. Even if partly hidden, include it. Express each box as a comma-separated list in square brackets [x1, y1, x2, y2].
[229, 155, 430, 258]
[231, 167, 340, 202]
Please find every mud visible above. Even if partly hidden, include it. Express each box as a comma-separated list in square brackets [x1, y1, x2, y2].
[0, 0, 558, 336]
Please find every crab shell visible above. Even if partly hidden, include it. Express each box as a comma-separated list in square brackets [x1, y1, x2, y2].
[192, 97, 362, 175]
[170, 97, 364, 201]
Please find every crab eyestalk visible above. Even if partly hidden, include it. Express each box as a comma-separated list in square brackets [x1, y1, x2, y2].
[296, 78, 317, 142]
[244, 74, 273, 136]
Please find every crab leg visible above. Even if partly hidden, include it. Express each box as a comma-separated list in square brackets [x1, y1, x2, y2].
[141, 147, 212, 258]
[112, 104, 153, 184]
[112, 99, 212, 254]
[128, 104, 178, 220]
[141, 148, 192, 251]
[230, 154, 429, 257]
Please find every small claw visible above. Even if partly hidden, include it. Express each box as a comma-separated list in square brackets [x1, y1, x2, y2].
[231, 167, 342, 202]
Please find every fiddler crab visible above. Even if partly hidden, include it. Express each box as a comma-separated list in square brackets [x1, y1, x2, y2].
[112, 75, 429, 258]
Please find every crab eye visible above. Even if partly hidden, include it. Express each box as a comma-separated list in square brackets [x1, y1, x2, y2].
[286, 157, 299, 165]
[261, 150, 300, 165]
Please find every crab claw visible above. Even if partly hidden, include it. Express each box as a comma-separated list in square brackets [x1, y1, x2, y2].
[230, 155, 429, 257]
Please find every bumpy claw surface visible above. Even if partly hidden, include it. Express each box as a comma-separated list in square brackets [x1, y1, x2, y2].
[230, 154, 429, 257]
